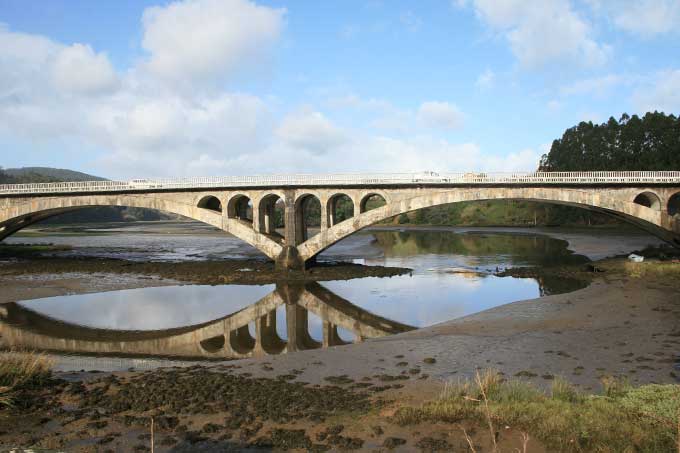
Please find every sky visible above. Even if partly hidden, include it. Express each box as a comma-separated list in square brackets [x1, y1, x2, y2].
[0, 0, 679, 179]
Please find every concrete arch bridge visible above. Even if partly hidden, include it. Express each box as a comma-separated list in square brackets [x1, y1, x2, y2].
[1, 171, 679, 268]
[0, 283, 414, 359]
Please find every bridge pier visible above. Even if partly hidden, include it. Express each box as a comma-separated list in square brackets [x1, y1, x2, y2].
[275, 245, 305, 270]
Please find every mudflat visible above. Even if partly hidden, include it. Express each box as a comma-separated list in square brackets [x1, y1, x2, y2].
[1, 234, 679, 451]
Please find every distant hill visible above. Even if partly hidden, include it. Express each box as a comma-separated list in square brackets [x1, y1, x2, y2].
[0, 166, 183, 224]
[3, 167, 106, 183]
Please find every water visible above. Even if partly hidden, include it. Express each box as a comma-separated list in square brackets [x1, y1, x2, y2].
[1, 223, 590, 365]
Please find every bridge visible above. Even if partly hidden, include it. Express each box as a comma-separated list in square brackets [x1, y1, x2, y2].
[0, 283, 414, 359]
[1, 171, 679, 269]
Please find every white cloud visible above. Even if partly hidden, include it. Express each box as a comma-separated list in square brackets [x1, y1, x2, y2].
[141, 0, 285, 85]
[632, 70, 680, 114]
[275, 110, 347, 154]
[51, 44, 118, 95]
[0, 0, 280, 177]
[475, 69, 495, 90]
[559, 74, 624, 96]
[467, 0, 610, 68]
[588, 0, 680, 37]
[547, 99, 562, 112]
[399, 11, 422, 32]
[417, 101, 464, 130]
[0, 2, 542, 179]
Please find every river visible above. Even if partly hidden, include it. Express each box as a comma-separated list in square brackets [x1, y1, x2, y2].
[0, 221, 662, 369]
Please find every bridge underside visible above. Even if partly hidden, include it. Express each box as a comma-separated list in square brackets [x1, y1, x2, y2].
[1, 185, 679, 268]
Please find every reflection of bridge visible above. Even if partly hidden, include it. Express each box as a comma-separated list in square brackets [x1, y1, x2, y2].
[1, 171, 679, 268]
[0, 283, 414, 359]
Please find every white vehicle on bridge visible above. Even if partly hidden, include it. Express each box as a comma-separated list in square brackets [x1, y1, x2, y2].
[412, 171, 449, 183]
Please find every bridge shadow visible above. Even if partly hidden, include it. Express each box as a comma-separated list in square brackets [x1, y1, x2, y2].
[0, 283, 415, 360]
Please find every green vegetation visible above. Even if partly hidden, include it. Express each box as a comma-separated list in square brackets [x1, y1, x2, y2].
[540, 112, 680, 171]
[0, 351, 53, 408]
[384, 199, 617, 227]
[393, 370, 680, 452]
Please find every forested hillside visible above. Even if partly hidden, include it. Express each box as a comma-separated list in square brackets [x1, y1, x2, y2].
[540, 112, 680, 171]
[0, 167, 182, 223]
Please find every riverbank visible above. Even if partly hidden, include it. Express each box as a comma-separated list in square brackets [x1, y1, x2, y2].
[1, 227, 679, 451]
[1, 257, 679, 451]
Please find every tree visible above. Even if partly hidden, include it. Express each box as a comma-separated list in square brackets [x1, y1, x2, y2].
[539, 112, 680, 171]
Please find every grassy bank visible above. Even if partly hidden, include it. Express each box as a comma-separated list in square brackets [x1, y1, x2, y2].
[0, 351, 53, 408]
[394, 370, 680, 452]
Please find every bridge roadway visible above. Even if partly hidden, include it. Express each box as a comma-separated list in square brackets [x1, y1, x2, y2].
[1, 171, 679, 268]
[0, 283, 414, 359]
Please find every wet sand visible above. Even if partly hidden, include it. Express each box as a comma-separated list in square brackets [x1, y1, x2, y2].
[227, 258, 680, 391]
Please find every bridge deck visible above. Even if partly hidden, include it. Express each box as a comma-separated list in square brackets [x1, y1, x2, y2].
[1, 171, 680, 196]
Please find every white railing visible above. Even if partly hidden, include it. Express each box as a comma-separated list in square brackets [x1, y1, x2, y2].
[1, 171, 679, 195]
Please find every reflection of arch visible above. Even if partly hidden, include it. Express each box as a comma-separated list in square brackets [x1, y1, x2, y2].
[298, 187, 680, 261]
[200, 335, 226, 353]
[197, 195, 222, 213]
[0, 194, 283, 259]
[257, 310, 286, 354]
[227, 194, 253, 222]
[669, 192, 680, 216]
[633, 191, 661, 210]
[0, 282, 415, 359]
[229, 325, 256, 354]
[359, 193, 387, 213]
[327, 193, 354, 227]
[294, 194, 321, 244]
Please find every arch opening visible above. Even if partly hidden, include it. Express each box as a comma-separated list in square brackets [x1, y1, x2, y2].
[227, 195, 253, 222]
[295, 194, 321, 245]
[199, 334, 226, 353]
[301, 192, 680, 261]
[633, 191, 661, 210]
[360, 193, 386, 213]
[337, 327, 357, 344]
[327, 194, 354, 227]
[0, 199, 283, 260]
[197, 195, 222, 213]
[229, 324, 256, 354]
[257, 194, 285, 239]
[669, 192, 680, 217]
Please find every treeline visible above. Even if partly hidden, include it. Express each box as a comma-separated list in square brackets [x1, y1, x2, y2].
[540, 112, 680, 171]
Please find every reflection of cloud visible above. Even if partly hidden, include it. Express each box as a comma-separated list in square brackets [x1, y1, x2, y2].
[322, 272, 538, 328]
[20, 284, 275, 330]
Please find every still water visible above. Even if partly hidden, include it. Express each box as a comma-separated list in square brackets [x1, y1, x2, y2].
[1, 225, 589, 363]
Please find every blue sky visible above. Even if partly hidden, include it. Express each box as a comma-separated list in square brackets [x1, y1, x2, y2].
[1, 0, 679, 178]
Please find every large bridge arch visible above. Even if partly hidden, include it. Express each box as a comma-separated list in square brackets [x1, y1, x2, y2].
[297, 187, 680, 260]
[0, 193, 283, 260]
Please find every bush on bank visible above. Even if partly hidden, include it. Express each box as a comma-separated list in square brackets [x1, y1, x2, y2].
[0, 351, 53, 408]
[393, 370, 680, 452]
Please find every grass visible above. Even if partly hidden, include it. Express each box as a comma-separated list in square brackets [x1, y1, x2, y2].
[0, 351, 53, 408]
[393, 371, 680, 452]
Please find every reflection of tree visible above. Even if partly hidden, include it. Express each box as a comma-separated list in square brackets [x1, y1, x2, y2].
[373, 230, 587, 267]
